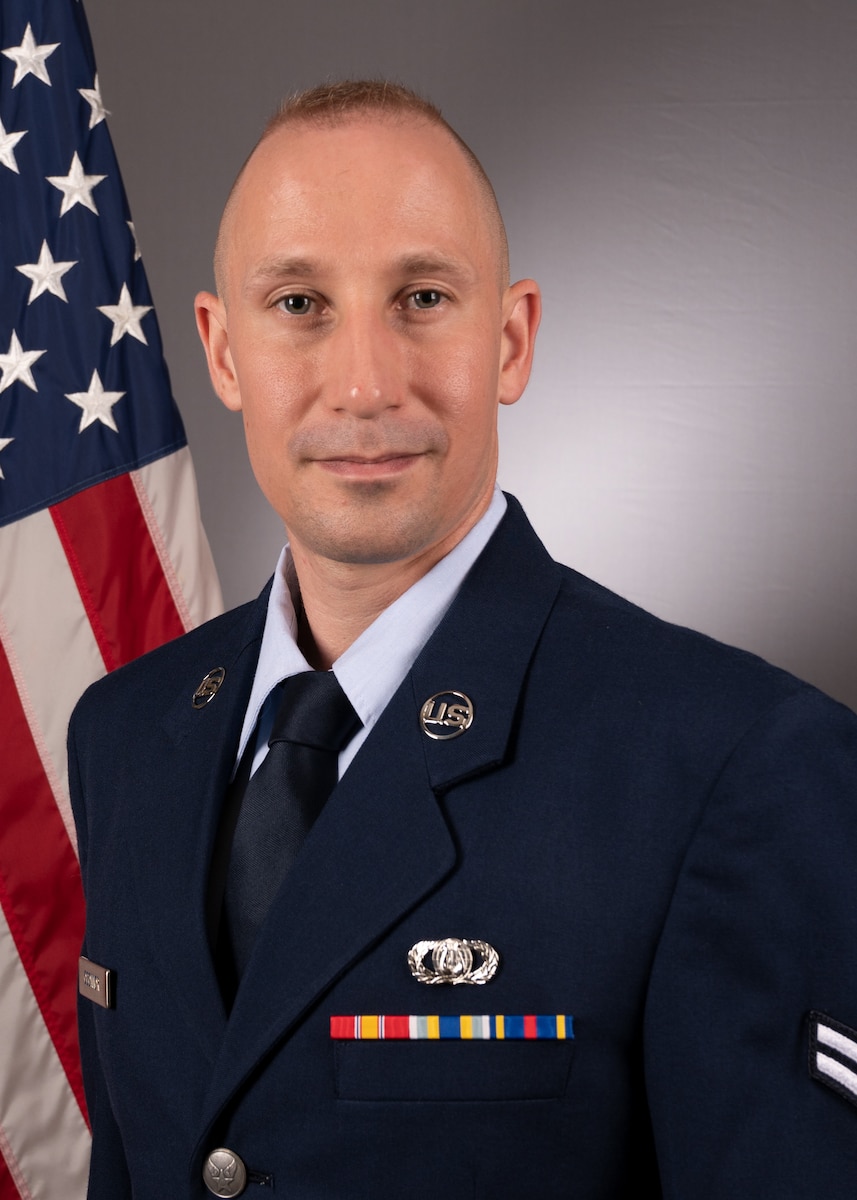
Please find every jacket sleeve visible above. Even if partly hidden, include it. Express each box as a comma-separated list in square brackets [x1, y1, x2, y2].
[68, 705, 133, 1200]
[644, 686, 857, 1195]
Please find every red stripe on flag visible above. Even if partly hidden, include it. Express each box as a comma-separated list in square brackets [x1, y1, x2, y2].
[0, 1151, 22, 1200]
[51, 474, 186, 672]
[0, 642, 88, 1125]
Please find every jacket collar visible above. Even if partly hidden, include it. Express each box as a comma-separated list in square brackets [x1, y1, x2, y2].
[412, 493, 562, 792]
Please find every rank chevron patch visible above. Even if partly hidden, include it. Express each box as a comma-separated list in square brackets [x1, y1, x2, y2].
[330, 1014, 573, 1040]
[808, 1011, 857, 1108]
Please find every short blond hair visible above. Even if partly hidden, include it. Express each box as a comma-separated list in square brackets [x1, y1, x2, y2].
[214, 79, 509, 296]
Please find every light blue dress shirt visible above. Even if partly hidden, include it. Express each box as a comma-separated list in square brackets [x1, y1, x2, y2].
[235, 488, 507, 779]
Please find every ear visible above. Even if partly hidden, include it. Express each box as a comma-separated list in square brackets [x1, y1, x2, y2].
[194, 291, 242, 412]
[497, 279, 541, 407]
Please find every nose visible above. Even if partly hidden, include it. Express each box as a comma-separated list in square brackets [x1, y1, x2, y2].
[329, 311, 401, 417]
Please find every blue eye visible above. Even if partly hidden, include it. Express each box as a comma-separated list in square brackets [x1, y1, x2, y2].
[411, 290, 442, 309]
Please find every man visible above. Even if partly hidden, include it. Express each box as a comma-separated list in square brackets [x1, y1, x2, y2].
[69, 81, 857, 1199]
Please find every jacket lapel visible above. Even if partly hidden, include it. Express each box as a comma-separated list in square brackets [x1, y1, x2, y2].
[197, 498, 564, 1130]
[129, 590, 270, 1058]
[411, 494, 563, 793]
[198, 680, 455, 1131]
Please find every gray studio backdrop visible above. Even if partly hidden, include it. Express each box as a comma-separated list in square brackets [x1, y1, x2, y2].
[85, 0, 857, 710]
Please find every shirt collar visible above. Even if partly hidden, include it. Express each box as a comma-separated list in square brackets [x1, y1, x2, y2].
[235, 488, 507, 768]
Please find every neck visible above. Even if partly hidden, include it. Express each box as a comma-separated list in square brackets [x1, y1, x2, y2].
[289, 490, 498, 669]
[292, 551, 441, 670]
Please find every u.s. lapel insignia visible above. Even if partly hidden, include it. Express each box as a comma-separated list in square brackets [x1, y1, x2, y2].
[192, 666, 226, 708]
[419, 691, 474, 740]
[408, 937, 499, 985]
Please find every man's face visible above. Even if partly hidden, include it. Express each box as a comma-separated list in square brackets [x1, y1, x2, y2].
[196, 116, 539, 576]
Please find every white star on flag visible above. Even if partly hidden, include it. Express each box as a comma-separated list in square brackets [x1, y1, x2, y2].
[16, 240, 78, 304]
[97, 283, 153, 345]
[78, 73, 109, 128]
[0, 437, 13, 480]
[0, 117, 27, 173]
[2, 23, 59, 88]
[0, 331, 46, 394]
[47, 151, 106, 216]
[65, 370, 125, 432]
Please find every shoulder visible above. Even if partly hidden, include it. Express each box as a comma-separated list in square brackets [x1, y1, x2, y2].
[69, 585, 269, 734]
[552, 558, 852, 734]
[495, 497, 853, 747]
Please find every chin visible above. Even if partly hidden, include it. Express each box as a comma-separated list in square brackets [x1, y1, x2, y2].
[289, 504, 443, 568]
[317, 530, 436, 567]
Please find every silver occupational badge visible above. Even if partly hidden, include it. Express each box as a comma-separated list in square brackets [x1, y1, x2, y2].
[192, 667, 226, 708]
[408, 937, 500, 985]
[419, 691, 474, 740]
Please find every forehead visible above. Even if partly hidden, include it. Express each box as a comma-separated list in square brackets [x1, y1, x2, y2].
[223, 116, 497, 281]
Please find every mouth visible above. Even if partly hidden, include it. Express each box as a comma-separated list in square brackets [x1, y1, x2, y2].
[314, 452, 424, 478]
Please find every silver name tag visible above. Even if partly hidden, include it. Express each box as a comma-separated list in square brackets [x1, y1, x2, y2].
[78, 956, 115, 1009]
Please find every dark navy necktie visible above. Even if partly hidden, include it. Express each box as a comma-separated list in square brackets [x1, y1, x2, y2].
[223, 670, 361, 981]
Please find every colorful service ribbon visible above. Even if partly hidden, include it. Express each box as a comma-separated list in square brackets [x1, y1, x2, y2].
[330, 1014, 573, 1040]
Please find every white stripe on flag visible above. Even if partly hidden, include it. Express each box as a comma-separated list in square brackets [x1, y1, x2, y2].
[817, 1021, 857, 1068]
[0, 907, 90, 1200]
[132, 448, 223, 632]
[0, 509, 106, 851]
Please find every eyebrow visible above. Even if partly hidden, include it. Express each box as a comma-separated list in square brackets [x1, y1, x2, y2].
[394, 254, 475, 283]
[245, 252, 477, 290]
[246, 257, 318, 284]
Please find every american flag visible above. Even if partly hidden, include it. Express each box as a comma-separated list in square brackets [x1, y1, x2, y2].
[0, 2, 222, 1196]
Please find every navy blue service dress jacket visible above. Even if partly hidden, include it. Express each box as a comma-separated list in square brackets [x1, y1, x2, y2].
[69, 496, 857, 1198]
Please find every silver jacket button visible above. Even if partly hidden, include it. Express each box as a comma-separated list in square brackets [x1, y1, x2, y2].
[203, 1148, 247, 1197]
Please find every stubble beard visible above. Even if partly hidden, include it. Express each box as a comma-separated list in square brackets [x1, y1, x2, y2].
[284, 474, 447, 567]
[281, 415, 452, 566]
